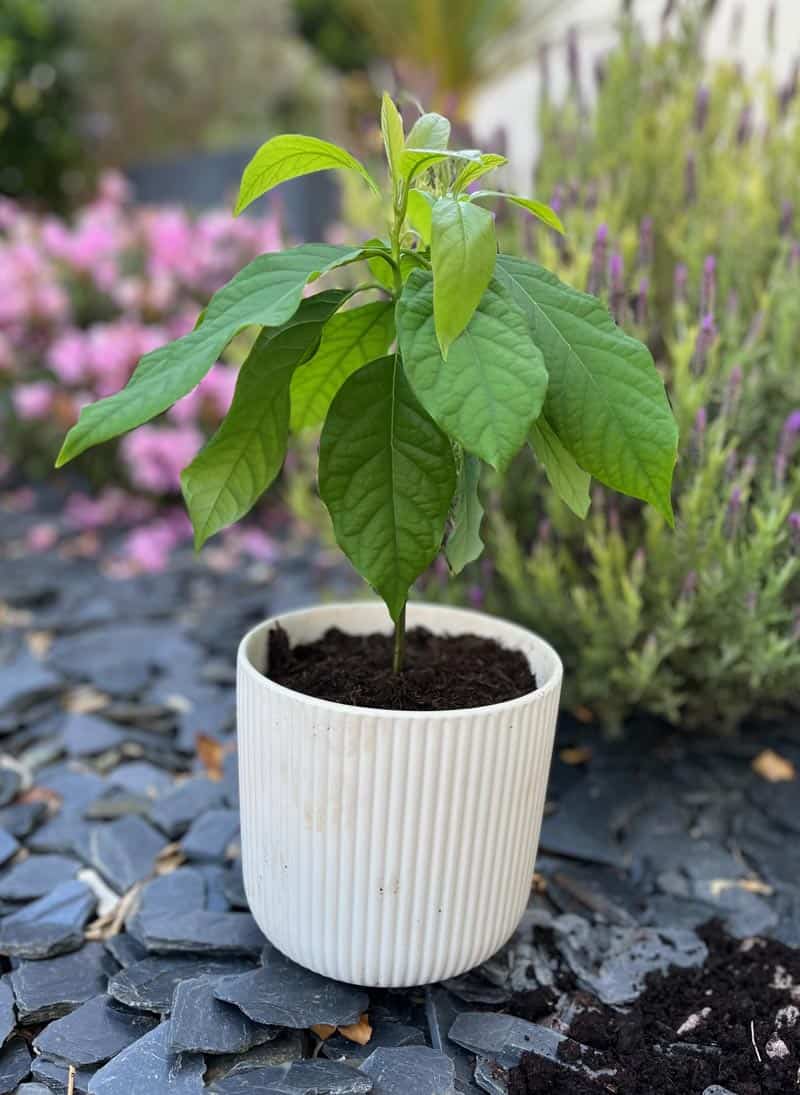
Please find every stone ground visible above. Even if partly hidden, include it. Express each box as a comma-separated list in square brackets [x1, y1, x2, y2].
[0, 484, 798, 1095]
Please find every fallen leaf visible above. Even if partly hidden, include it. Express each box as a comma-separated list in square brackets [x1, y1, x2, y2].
[196, 734, 235, 781]
[19, 786, 62, 812]
[311, 1024, 336, 1040]
[560, 746, 592, 766]
[710, 878, 773, 898]
[573, 705, 595, 724]
[64, 685, 109, 715]
[338, 1013, 372, 1045]
[532, 872, 548, 894]
[26, 630, 53, 657]
[155, 842, 185, 875]
[752, 749, 795, 783]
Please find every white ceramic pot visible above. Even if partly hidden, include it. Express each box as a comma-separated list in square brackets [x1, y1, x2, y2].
[237, 600, 562, 987]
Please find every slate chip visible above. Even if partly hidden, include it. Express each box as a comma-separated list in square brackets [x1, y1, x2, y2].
[77, 816, 164, 893]
[0, 854, 80, 901]
[0, 829, 19, 868]
[35, 767, 107, 813]
[204, 1031, 306, 1086]
[215, 945, 369, 1029]
[448, 1012, 568, 1070]
[31, 1058, 94, 1095]
[27, 812, 92, 857]
[108, 955, 255, 1014]
[360, 1047, 455, 1095]
[181, 808, 240, 862]
[149, 777, 225, 838]
[87, 1022, 205, 1095]
[60, 714, 126, 758]
[126, 867, 206, 943]
[0, 768, 20, 808]
[104, 933, 147, 969]
[425, 986, 481, 1095]
[0, 879, 96, 958]
[136, 909, 266, 956]
[168, 975, 278, 1055]
[110, 762, 174, 799]
[0, 1037, 31, 1093]
[222, 863, 248, 909]
[211, 1060, 373, 1093]
[0, 655, 61, 713]
[11, 940, 118, 1023]
[34, 993, 158, 1067]
[0, 801, 47, 838]
[323, 1019, 425, 1062]
[0, 978, 14, 1045]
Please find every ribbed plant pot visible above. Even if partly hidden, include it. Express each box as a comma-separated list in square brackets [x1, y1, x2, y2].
[236, 601, 562, 987]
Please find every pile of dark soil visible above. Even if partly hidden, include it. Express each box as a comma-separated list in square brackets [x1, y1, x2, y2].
[266, 625, 536, 711]
[508, 921, 800, 1094]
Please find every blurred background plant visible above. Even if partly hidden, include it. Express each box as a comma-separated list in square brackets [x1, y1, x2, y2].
[2, 0, 800, 734]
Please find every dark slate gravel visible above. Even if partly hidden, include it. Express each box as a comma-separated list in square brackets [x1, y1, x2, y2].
[0, 879, 95, 958]
[215, 946, 369, 1029]
[87, 1022, 205, 1094]
[11, 940, 118, 1023]
[33, 993, 158, 1066]
[168, 976, 278, 1055]
[2, 487, 800, 1095]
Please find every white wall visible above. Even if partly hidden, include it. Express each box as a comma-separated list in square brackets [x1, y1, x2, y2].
[472, 0, 800, 189]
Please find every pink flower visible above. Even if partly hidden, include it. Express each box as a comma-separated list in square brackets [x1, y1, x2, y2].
[27, 523, 58, 552]
[123, 509, 192, 572]
[13, 382, 53, 420]
[48, 329, 88, 384]
[121, 425, 203, 494]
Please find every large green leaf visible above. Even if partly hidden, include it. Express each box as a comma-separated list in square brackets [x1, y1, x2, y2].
[381, 93, 405, 185]
[471, 191, 565, 234]
[290, 301, 396, 430]
[181, 292, 347, 548]
[235, 135, 379, 215]
[445, 453, 485, 574]
[396, 270, 548, 470]
[319, 355, 456, 621]
[55, 245, 357, 467]
[530, 416, 591, 519]
[430, 196, 497, 355]
[406, 189, 434, 245]
[406, 112, 450, 151]
[497, 255, 678, 522]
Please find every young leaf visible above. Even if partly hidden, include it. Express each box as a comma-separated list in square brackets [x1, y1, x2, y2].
[55, 244, 357, 467]
[406, 112, 450, 151]
[319, 355, 456, 622]
[406, 189, 434, 245]
[430, 196, 496, 356]
[381, 92, 405, 185]
[235, 136, 379, 215]
[290, 301, 396, 430]
[182, 292, 347, 547]
[445, 454, 485, 574]
[397, 270, 548, 470]
[401, 147, 482, 184]
[530, 416, 591, 518]
[453, 153, 508, 193]
[471, 191, 565, 234]
[497, 255, 678, 522]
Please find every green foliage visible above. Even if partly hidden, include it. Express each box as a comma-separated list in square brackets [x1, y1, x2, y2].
[437, 12, 800, 730]
[56, 94, 677, 666]
[0, 0, 85, 206]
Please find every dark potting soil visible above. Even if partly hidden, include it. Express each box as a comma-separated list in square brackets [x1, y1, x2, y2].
[507, 921, 800, 1095]
[265, 625, 536, 711]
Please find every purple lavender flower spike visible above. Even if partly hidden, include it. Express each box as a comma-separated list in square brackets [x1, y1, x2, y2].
[674, 262, 688, 302]
[638, 216, 654, 267]
[790, 242, 800, 271]
[693, 314, 717, 371]
[780, 200, 794, 236]
[691, 406, 707, 461]
[588, 223, 609, 296]
[701, 254, 716, 317]
[722, 365, 743, 420]
[685, 152, 697, 205]
[537, 518, 552, 545]
[694, 85, 710, 131]
[788, 512, 800, 552]
[468, 585, 484, 608]
[609, 252, 626, 323]
[725, 485, 743, 537]
[775, 410, 800, 484]
[636, 277, 649, 327]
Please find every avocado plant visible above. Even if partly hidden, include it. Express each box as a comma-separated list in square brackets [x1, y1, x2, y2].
[56, 95, 678, 673]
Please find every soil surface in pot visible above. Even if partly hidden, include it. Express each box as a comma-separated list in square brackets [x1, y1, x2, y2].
[507, 920, 799, 1095]
[266, 624, 536, 710]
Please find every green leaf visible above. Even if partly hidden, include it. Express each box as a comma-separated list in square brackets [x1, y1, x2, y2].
[181, 292, 347, 547]
[445, 453, 485, 574]
[56, 244, 357, 467]
[453, 153, 508, 193]
[430, 196, 497, 356]
[290, 301, 396, 431]
[497, 254, 678, 522]
[530, 416, 591, 518]
[401, 147, 482, 184]
[406, 189, 434, 245]
[381, 92, 405, 184]
[235, 135, 379, 215]
[397, 270, 548, 470]
[406, 112, 450, 151]
[471, 191, 565, 234]
[319, 355, 456, 622]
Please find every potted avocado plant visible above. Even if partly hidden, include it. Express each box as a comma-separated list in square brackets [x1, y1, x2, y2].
[56, 95, 678, 987]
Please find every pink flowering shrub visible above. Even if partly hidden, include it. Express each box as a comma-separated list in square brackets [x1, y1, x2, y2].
[0, 171, 284, 501]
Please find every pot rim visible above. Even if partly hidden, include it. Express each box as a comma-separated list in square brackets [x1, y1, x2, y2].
[237, 599, 563, 721]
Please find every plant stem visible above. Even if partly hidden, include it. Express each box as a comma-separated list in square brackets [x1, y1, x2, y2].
[393, 604, 406, 674]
